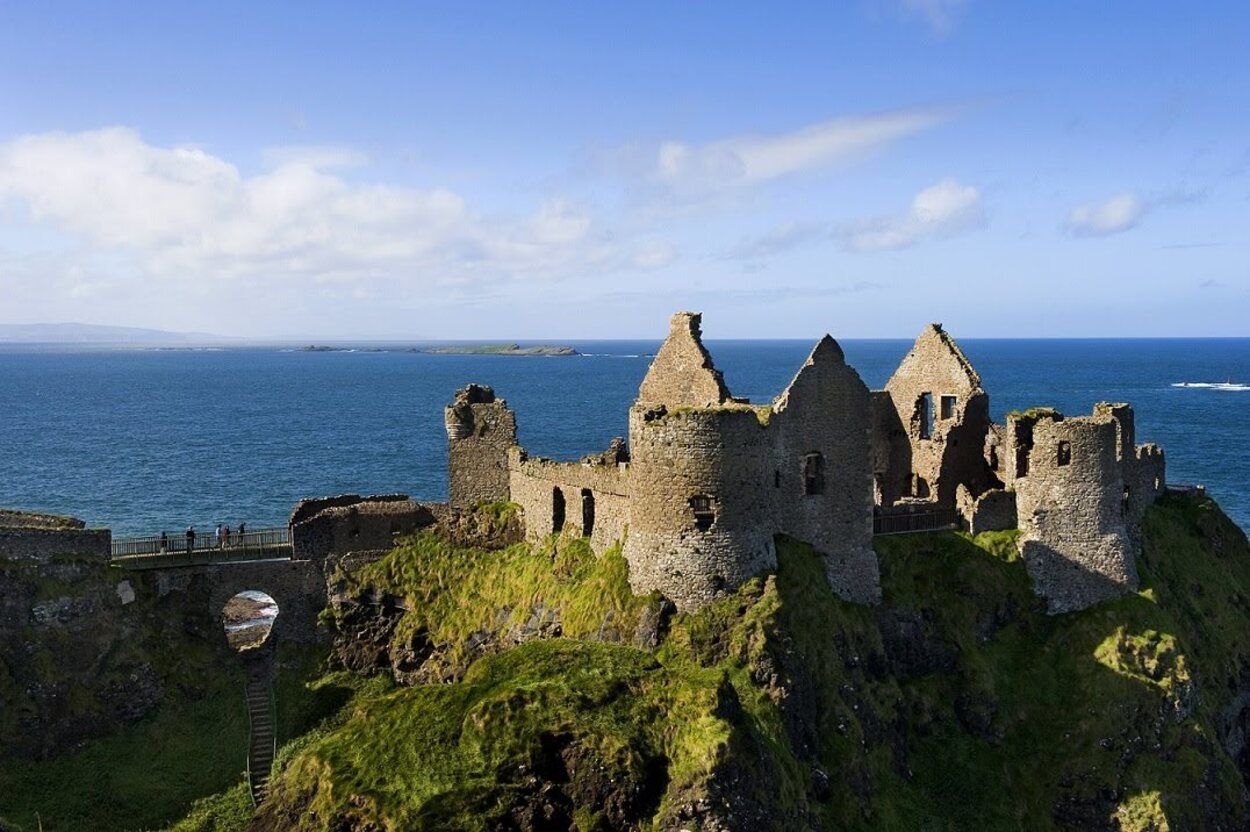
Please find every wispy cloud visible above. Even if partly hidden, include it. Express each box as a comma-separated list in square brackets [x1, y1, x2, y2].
[0, 127, 622, 294]
[838, 178, 985, 252]
[606, 106, 958, 203]
[1064, 193, 1149, 237]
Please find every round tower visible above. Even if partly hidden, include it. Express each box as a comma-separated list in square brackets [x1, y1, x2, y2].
[624, 405, 776, 611]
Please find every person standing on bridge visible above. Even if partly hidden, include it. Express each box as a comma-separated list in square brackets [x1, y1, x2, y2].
[159, 531, 168, 555]
[186, 526, 195, 554]
[223, 524, 231, 548]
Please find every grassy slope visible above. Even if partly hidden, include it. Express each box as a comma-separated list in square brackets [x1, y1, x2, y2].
[0, 646, 342, 832]
[156, 496, 1250, 829]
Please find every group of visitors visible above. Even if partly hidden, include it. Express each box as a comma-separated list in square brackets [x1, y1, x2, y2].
[156, 522, 247, 555]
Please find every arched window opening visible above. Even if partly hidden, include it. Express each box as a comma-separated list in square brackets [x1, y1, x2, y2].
[581, 488, 595, 538]
[223, 590, 278, 652]
[552, 487, 566, 533]
[689, 495, 716, 531]
[803, 452, 825, 496]
[1122, 485, 1131, 515]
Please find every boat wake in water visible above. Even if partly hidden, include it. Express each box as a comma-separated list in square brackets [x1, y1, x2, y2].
[1172, 382, 1250, 391]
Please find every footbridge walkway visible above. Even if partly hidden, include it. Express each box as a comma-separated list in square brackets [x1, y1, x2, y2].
[111, 527, 292, 570]
[110, 507, 961, 572]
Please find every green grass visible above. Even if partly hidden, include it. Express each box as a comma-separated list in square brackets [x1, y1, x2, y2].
[330, 533, 651, 679]
[103, 495, 1250, 830]
[0, 646, 343, 832]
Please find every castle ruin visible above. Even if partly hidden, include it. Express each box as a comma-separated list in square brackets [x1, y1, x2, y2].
[446, 312, 1167, 614]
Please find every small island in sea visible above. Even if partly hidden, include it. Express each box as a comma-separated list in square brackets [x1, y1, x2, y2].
[300, 343, 579, 356]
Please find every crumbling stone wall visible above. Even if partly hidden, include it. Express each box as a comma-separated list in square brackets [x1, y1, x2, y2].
[1011, 411, 1137, 613]
[636, 312, 731, 408]
[508, 445, 631, 553]
[445, 384, 518, 510]
[956, 485, 1018, 535]
[770, 337, 880, 604]
[290, 495, 438, 560]
[0, 510, 110, 561]
[625, 404, 778, 611]
[876, 325, 999, 508]
[622, 317, 881, 611]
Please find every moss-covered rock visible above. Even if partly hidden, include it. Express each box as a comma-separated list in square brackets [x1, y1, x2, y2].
[121, 496, 1250, 828]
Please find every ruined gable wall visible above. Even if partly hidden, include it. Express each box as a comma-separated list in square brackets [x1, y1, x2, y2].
[1015, 414, 1136, 613]
[507, 448, 631, 553]
[870, 391, 910, 505]
[636, 312, 731, 408]
[624, 406, 776, 611]
[770, 337, 880, 604]
[445, 385, 518, 510]
[880, 325, 997, 507]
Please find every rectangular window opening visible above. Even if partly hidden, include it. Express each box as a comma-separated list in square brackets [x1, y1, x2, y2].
[1057, 440, 1072, 466]
[918, 393, 934, 439]
[940, 394, 957, 420]
[690, 495, 716, 531]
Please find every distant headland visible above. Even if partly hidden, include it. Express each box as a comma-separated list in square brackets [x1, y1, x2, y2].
[301, 343, 579, 356]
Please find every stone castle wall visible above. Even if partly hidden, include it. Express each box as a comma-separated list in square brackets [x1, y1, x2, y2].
[878, 324, 999, 508]
[1012, 412, 1137, 613]
[440, 311, 1170, 617]
[770, 337, 880, 604]
[290, 495, 439, 561]
[507, 449, 631, 553]
[624, 405, 778, 610]
[0, 523, 110, 562]
[446, 385, 517, 510]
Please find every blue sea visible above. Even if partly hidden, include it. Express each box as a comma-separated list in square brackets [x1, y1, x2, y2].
[1, 339, 1248, 536]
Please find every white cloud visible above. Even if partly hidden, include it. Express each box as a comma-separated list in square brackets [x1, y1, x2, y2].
[0, 127, 613, 293]
[1064, 193, 1149, 237]
[624, 106, 955, 201]
[839, 178, 985, 252]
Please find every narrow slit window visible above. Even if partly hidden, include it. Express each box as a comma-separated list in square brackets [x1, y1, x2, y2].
[689, 495, 715, 531]
[580, 488, 595, 538]
[552, 487, 566, 533]
[803, 452, 825, 496]
[1057, 441, 1072, 466]
[918, 393, 934, 439]
[940, 394, 957, 420]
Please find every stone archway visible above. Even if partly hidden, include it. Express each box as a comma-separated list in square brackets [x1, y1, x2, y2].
[222, 590, 279, 652]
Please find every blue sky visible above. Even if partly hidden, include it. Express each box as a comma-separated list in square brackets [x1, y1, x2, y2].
[0, 1, 1247, 339]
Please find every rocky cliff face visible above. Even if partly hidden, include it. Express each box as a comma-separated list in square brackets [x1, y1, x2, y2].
[13, 494, 1250, 832]
[0, 553, 165, 758]
[166, 494, 1250, 832]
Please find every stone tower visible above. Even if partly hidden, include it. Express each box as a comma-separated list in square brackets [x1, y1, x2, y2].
[445, 384, 517, 510]
[623, 312, 881, 611]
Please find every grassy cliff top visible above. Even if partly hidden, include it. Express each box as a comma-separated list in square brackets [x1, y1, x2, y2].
[157, 495, 1250, 829]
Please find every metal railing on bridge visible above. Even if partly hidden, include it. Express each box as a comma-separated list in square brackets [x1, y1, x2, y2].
[111, 527, 291, 566]
[873, 508, 960, 536]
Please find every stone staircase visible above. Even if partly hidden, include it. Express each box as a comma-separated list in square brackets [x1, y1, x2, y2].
[245, 675, 275, 804]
